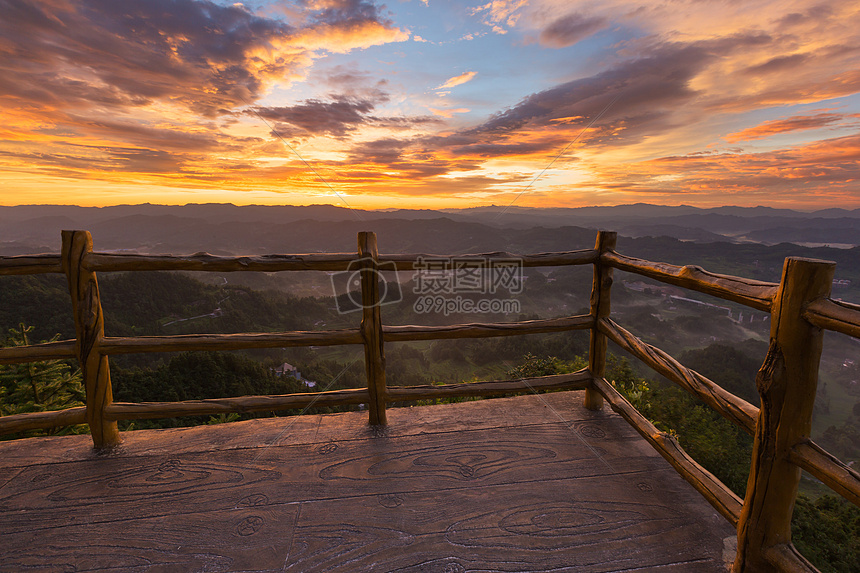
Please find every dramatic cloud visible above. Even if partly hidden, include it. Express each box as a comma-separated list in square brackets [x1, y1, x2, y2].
[1, 0, 858, 208]
[426, 38, 737, 158]
[573, 133, 860, 207]
[290, 0, 409, 52]
[256, 97, 381, 138]
[0, 0, 410, 186]
[254, 87, 438, 139]
[285, 18, 859, 205]
[0, 0, 298, 116]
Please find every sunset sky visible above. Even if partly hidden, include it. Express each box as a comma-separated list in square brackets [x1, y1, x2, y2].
[1, 0, 858, 210]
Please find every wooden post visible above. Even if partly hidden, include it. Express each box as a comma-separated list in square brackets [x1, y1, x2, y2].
[358, 232, 387, 425]
[62, 230, 121, 448]
[586, 230, 617, 410]
[733, 257, 835, 572]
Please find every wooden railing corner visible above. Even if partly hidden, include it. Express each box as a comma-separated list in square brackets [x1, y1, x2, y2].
[586, 230, 617, 410]
[734, 257, 835, 573]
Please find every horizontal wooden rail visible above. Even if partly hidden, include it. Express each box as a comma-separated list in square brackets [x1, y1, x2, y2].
[788, 439, 860, 507]
[99, 329, 363, 355]
[602, 251, 777, 312]
[83, 252, 357, 272]
[386, 370, 592, 401]
[92, 319, 595, 356]
[0, 407, 87, 436]
[592, 377, 743, 526]
[763, 544, 818, 573]
[103, 373, 593, 423]
[804, 298, 860, 340]
[0, 254, 64, 275]
[104, 388, 370, 421]
[0, 339, 77, 365]
[598, 317, 759, 434]
[82, 248, 598, 274]
[384, 314, 593, 342]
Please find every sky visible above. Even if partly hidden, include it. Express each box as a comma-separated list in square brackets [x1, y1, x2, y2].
[0, 0, 859, 210]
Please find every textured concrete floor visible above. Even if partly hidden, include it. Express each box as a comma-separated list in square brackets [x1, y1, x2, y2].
[0, 391, 735, 572]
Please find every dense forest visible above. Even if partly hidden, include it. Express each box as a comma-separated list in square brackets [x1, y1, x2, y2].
[1, 270, 858, 571]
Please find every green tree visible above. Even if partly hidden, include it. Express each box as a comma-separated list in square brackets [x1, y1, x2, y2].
[0, 324, 86, 437]
[679, 343, 762, 405]
[793, 494, 860, 573]
[507, 353, 561, 378]
[507, 353, 587, 379]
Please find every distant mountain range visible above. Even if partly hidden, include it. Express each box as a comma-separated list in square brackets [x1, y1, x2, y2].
[1, 202, 859, 256]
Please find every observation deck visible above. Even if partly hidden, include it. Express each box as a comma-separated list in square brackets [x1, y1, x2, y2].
[0, 392, 734, 572]
[1, 229, 859, 572]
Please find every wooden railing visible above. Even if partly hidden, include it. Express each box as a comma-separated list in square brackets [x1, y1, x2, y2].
[1, 229, 858, 573]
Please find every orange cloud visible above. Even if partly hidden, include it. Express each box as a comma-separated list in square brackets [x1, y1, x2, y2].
[429, 108, 471, 118]
[290, 20, 409, 53]
[471, 0, 529, 32]
[574, 133, 860, 208]
[726, 112, 858, 143]
[436, 72, 478, 90]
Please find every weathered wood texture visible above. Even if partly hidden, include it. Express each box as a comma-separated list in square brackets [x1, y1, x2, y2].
[358, 232, 387, 425]
[788, 439, 860, 508]
[81, 248, 598, 273]
[0, 392, 735, 572]
[99, 329, 363, 355]
[0, 254, 63, 275]
[61, 230, 120, 448]
[105, 388, 370, 421]
[83, 251, 358, 272]
[598, 317, 759, 434]
[0, 406, 86, 435]
[734, 257, 835, 573]
[383, 314, 593, 342]
[386, 370, 591, 401]
[100, 372, 592, 424]
[586, 231, 617, 410]
[603, 251, 778, 311]
[4, 320, 592, 360]
[593, 377, 744, 527]
[0, 339, 76, 365]
[804, 298, 860, 340]
[763, 544, 823, 573]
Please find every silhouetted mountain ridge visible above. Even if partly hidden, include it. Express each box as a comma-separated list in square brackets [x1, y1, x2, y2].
[2, 204, 859, 257]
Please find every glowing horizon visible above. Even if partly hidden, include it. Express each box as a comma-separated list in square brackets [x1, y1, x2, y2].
[1, 0, 859, 210]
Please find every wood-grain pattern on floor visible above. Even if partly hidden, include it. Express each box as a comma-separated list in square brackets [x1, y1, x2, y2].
[0, 391, 734, 572]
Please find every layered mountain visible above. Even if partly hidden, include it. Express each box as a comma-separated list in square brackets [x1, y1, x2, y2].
[1, 203, 859, 258]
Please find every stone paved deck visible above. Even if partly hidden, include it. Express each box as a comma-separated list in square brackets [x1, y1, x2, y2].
[0, 391, 735, 572]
